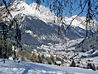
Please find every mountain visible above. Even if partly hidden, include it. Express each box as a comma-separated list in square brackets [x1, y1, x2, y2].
[64, 15, 98, 32]
[75, 33, 98, 52]
[0, 1, 98, 49]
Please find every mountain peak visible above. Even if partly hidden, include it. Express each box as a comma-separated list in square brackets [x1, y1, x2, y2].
[3, 1, 98, 31]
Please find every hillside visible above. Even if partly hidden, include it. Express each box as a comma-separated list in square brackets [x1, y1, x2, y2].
[10, 1, 96, 48]
[0, 59, 98, 74]
[75, 33, 98, 52]
[0, 1, 98, 50]
[20, 15, 87, 48]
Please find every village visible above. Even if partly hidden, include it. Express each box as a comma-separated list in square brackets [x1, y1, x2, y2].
[11, 41, 98, 71]
[30, 43, 98, 71]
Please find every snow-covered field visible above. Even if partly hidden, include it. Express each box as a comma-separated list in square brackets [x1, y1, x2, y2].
[0, 59, 98, 74]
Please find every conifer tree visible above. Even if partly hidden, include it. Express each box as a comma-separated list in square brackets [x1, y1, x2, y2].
[92, 64, 96, 71]
[70, 60, 76, 67]
[38, 54, 42, 63]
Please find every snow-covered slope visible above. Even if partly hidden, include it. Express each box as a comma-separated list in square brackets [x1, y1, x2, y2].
[30, 3, 56, 23]
[0, 59, 98, 74]
[10, 1, 57, 24]
[10, 1, 98, 32]
[86, 49, 94, 54]
[64, 15, 98, 32]
[6, 1, 88, 47]
[76, 33, 98, 52]
[92, 50, 98, 55]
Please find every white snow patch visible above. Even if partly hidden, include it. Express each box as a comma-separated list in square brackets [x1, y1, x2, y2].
[86, 49, 94, 54]
[0, 59, 98, 74]
[92, 50, 98, 55]
[25, 30, 32, 34]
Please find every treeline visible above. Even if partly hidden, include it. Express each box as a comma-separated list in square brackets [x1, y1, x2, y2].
[17, 51, 56, 64]
[30, 52, 56, 64]
[70, 60, 98, 71]
[0, 40, 12, 59]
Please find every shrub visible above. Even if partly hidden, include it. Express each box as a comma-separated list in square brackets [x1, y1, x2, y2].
[87, 63, 96, 71]
[87, 63, 92, 69]
[76, 65, 80, 67]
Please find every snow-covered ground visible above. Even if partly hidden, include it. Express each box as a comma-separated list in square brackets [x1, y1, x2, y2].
[0, 59, 98, 74]
[92, 50, 98, 55]
[86, 49, 94, 54]
[81, 57, 98, 62]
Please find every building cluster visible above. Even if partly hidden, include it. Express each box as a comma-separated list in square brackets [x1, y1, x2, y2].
[12, 44, 98, 70]
[31, 45, 98, 70]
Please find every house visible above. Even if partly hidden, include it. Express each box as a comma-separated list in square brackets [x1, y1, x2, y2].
[55, 61, 61, 66]
[62, 63, 70, 67]
[45, 54, 51, 58]
[67, 61, 71, 64]
[88, 59, 93, 62]
[82, 61, 87, 65]
[33, 49, 37, 53]
[64, 60, 71, 64]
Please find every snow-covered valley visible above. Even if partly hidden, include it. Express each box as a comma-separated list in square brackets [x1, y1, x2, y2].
[1, 1, 98, 50]
[1, 1, 98, 74]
